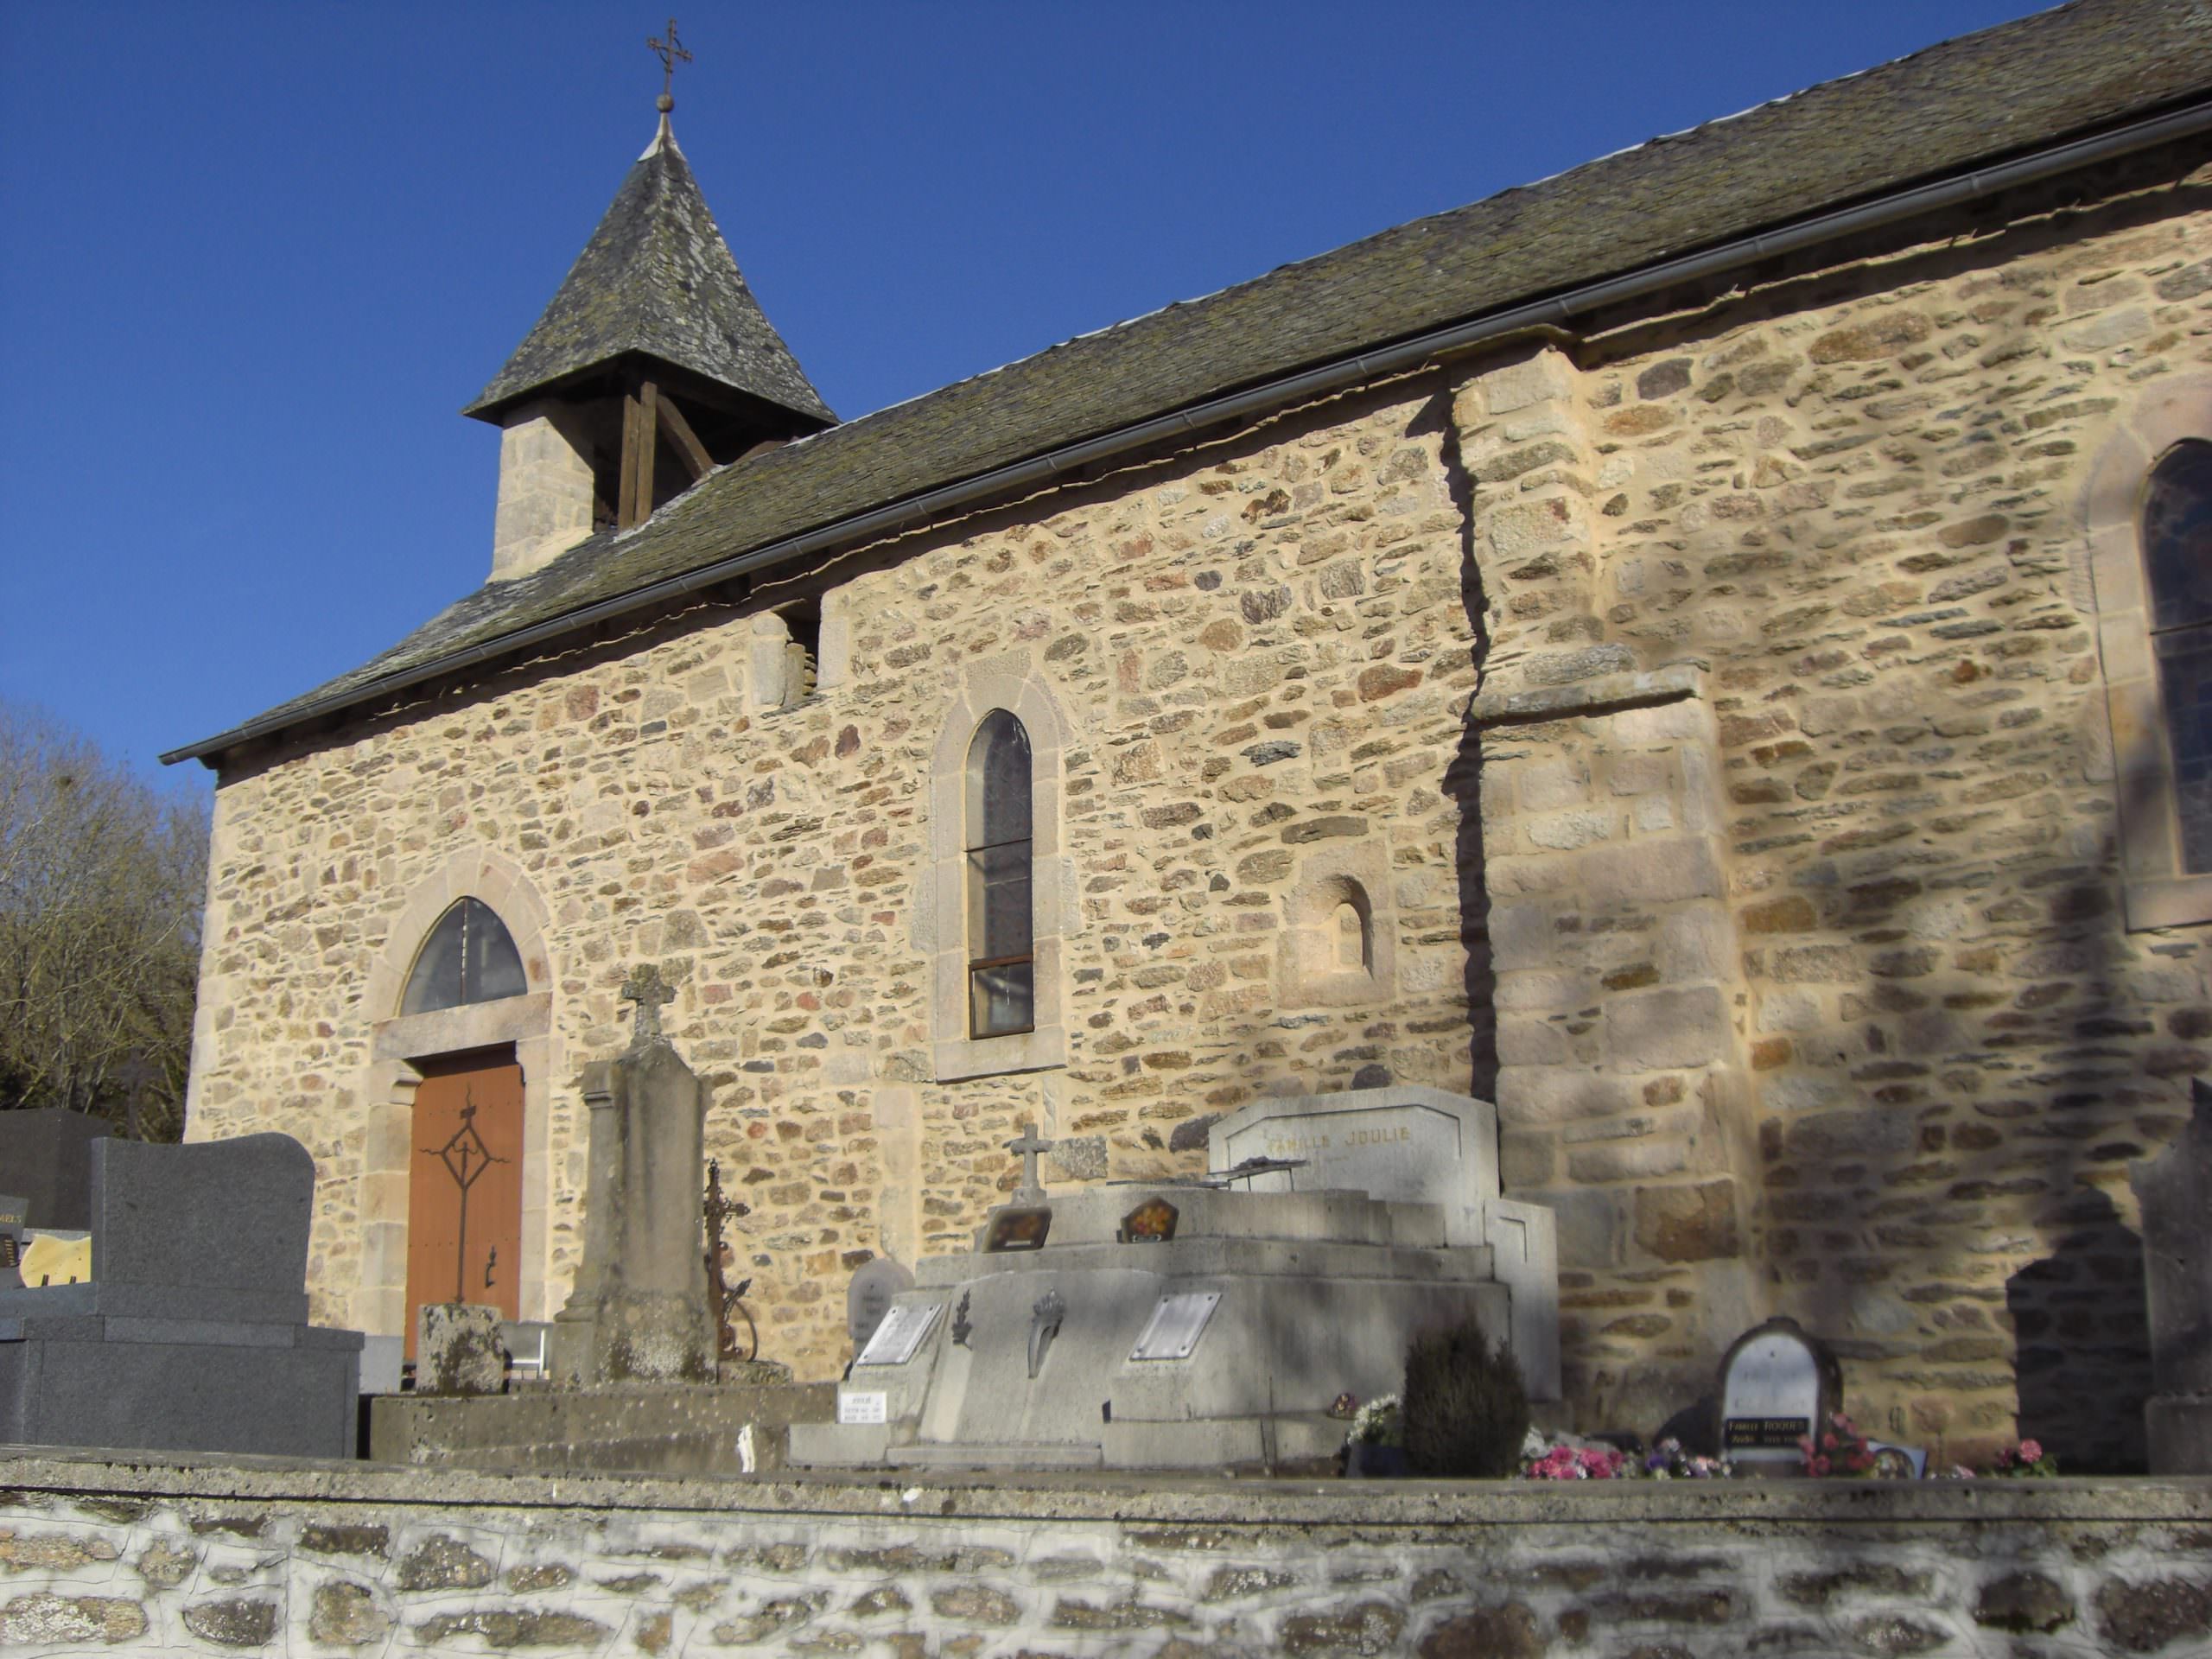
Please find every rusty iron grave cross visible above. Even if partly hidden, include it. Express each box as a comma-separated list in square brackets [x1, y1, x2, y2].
[647, 18, 692, 107]
[620, 963, 677, 1047]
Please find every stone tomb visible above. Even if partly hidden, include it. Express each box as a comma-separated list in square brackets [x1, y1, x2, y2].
[2133, 1077, 2212, 1474]
[791, 1102, 1560, 1471]
[1210, 1085, 1560, 1398]
[0, 1134, 362, 1459]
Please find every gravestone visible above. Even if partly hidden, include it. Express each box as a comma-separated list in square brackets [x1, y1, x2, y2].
[1719, 1316, 1840, 1477]
[2133, 1077, 2212, 1473]
[847, 1256, 913, 1359]
[548, 964, 718, 1385]
[0, 1133, 361, 1458]
[1209, 1085, 1560, 1398]
[0, 1109, 111, 1230]
[0, 1197, 22, 1291]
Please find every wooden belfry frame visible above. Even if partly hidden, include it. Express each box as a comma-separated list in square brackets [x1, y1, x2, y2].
[617, 375, 715, 529]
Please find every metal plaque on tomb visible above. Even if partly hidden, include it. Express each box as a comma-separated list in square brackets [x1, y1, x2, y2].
[1719, 1316, 1840, 1474]
[1119, 1197, 1178, 1244]
[854, 1300, 941, 1368]
[1130, 1290, 1221, 1362]
[983, 1206, 1052, 1253]
[837, 1390, 888, 1426]
[847, 1257, 914, 1354]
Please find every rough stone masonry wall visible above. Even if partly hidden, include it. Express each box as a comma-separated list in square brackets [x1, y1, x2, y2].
[187, 386, 1480, 1382]
[0, 1454, 2207, 1657]
[1526, 153, 2212, 1468]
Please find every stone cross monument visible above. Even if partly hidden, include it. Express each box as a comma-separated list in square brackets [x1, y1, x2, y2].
[549, 963, 716, 1385]
[2133, 1077, 2212, 1473]
[1006, 1121, 1052, 1206]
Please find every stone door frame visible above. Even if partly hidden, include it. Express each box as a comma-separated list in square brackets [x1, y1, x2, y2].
[353, 846, 559, 1339]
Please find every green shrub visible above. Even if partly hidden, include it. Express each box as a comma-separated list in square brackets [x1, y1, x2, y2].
[1401, 1318, 1529, 1478]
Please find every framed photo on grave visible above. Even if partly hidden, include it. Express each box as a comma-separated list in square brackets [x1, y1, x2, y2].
[1118, 1198, 1178, 1243]
[1719, 1316, 1840, 1474]
[854, 1300, 941, 1367]
[984, 1206, 1052, 1253]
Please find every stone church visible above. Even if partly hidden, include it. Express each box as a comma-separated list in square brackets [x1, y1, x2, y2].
[169, 0, 2212, 1466]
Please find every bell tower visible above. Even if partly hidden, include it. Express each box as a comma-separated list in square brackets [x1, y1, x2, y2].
[466, 24, 834, 582]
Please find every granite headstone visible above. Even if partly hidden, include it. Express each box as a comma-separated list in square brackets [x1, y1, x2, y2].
[0, 1109, 111, 1230]
[847, 1257, 913, 1357]
[0, 1133, 361, 1459]
[0, 1196, 22, 1291]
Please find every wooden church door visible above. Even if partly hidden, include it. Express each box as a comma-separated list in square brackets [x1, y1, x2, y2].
[404, 1051, 524, 1359]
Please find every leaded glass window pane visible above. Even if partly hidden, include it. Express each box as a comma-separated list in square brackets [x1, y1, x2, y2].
[2145, 441, 2212, 634]
[971, 961, 1035, 1040]
[2158, 629, 2212, 874]
[2146, 442, 2212, 874]
[965, 711, 1031, 850]
[964, 711, 1034, 1038]
[401, 898, 526, 1014]
[967, 844, 1033, 963]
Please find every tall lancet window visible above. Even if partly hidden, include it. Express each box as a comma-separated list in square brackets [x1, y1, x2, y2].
[965, 711, 1034, 1038]
[2145, 441, 2212, 872]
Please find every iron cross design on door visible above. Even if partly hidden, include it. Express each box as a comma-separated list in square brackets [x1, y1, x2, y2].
[422, 1091, 506, 1305]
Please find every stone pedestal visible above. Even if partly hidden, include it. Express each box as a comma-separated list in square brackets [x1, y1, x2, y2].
[549, 986, 716, 1387]
[2133, 1077, 2212, 1474]
[417, 1302, 506, 1396]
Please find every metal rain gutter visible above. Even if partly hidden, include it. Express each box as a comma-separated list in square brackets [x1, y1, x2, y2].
[166, 93, 2212, 767]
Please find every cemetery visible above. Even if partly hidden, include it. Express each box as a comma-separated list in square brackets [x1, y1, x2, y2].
[8, 2, 2212, 1649]
[0, 1001, 2205, 1652]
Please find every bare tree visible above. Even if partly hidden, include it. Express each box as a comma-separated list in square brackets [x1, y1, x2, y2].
[0, 702, 207, 1140]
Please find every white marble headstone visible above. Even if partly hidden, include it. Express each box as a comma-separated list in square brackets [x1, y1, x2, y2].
[1720, 1318, 1834, 1471]
[1209, 1086, 1501, 1225]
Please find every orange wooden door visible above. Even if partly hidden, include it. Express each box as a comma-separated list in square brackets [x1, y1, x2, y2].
[404, 1053, 524, 1359]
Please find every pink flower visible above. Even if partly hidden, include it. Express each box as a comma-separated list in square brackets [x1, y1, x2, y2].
[2017, 1440, 2043, 1463]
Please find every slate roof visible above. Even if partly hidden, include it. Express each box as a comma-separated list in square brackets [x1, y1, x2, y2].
[173, 0, 2212, 765]
[462, 121, 835, 427]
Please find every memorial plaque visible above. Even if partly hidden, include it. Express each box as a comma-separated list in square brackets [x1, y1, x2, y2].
[1719, 1316, 1839, 1473]
[838, 1389, 889, 1426]
[984, 1206, 1052, 1253]
[854, 1300, 941, 1367]
[847, 1256, 914, 1353]
[1130, 1290, 1222, 1362]
[1119, 1197, 1178, 1243]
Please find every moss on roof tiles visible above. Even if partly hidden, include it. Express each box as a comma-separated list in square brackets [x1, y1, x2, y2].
[187, 0, 2212, 760]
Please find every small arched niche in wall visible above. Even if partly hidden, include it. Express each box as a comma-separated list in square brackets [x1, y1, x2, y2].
[1280, 844, 1395, 1009]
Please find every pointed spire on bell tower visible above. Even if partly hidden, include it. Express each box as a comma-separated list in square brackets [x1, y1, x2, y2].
[467, 20, 835, 581]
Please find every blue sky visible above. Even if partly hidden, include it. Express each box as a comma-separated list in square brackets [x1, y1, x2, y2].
[0, 1, 2047, 798]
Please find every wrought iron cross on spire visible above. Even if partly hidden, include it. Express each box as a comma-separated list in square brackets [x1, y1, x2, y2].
[620, 963, 677, 1048]
[647, 18, 691, 111]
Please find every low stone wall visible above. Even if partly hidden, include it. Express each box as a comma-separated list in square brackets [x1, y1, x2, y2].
[0, 1449, 2205, 1656]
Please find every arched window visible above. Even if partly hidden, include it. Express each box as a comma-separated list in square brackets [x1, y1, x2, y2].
[2143, 441, 2212, 874]
[401, 898, 527, 1015]
[965, 710, 1034, 1038]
